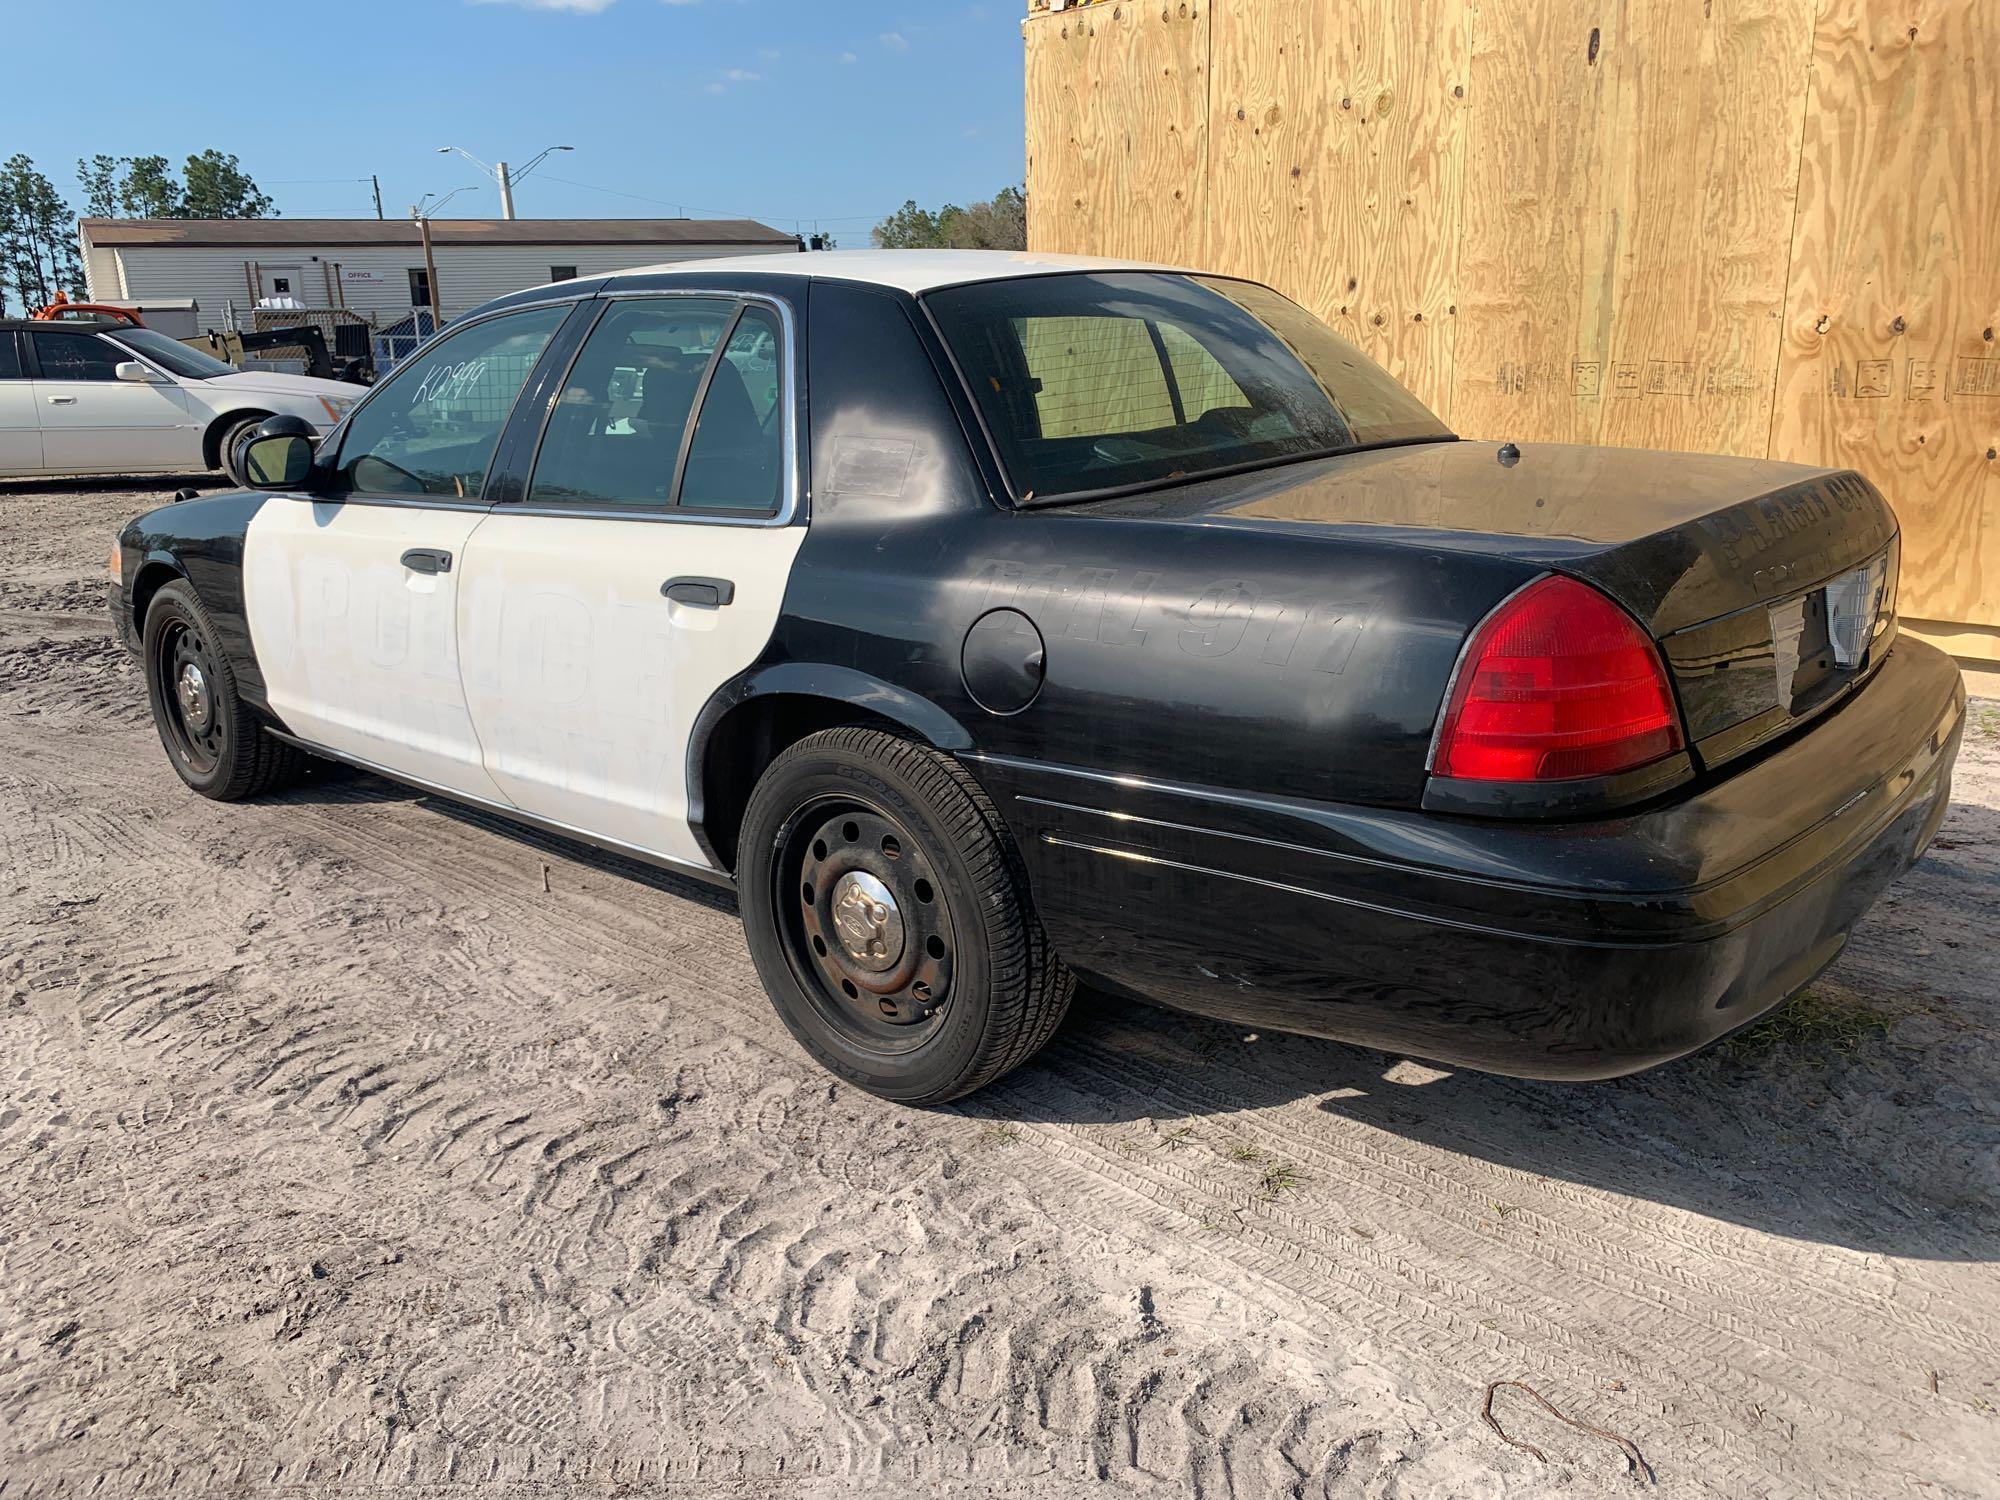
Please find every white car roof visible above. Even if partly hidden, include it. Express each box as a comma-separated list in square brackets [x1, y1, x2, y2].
[605, 248, 1191, 296]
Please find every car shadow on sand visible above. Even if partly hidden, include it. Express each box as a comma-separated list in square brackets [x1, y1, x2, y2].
[1, 473, 220, 497]
[277, 765, 1999, 1262]
[1003, 796, 2000, 1263]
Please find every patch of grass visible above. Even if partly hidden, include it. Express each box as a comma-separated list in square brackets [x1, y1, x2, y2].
[1258, 1162, 1303, 1200]
[1224, 1142, 1266, 1164]
[978, 1124, 1022, 1147]
[1722, 988, 1900, 1062]
[1969, 704, 2000, 743]
[1159, 1126, 1198, 1150]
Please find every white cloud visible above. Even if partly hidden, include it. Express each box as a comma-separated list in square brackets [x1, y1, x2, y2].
[661, 0, 702, 6]
[838, 50, 858, 63]
[758, 47, 780, 61]
[471, 0, 618, 11]
[723, 67, 761, 81]
[879, 31, 909, 51]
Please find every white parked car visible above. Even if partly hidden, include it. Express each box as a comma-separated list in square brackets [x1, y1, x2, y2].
[0, 318, 360, 484]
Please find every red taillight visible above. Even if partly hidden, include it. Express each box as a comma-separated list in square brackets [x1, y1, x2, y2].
[1430, 576, 1684, 783]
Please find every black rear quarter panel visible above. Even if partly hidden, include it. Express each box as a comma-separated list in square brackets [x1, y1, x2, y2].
[756, 278, 1529, 813]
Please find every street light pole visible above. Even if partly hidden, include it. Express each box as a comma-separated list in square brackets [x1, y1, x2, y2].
[438, 145, 570, 220]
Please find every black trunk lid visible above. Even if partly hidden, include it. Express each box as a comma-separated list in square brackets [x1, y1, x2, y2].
[1068, 440, 1900, 773]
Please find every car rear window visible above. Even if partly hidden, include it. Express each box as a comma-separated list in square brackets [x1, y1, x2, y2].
[925, 272, 1450, 504]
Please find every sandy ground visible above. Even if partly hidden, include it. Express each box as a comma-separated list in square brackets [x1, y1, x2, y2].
[2, 476, 1997, 1500]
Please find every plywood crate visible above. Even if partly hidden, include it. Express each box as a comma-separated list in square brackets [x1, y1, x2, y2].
[1025, 0, 2000, 663]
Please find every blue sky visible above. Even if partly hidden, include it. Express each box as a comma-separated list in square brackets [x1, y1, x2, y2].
[3, 0, 1025, 241]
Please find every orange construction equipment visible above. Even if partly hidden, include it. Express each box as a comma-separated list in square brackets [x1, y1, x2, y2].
[32, 291, 144, 326]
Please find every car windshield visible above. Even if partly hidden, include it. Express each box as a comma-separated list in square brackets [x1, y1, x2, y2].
[107, 329, 238, 380]
[925, 272, 1451, 504]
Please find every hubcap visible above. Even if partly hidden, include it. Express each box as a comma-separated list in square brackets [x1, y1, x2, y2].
[830, 870, 903, 972]
[176, 661, 211, 729]
[153, 618, 225, 776]
[783, 803, 957, 1043]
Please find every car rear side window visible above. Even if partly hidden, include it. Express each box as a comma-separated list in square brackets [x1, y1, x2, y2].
[331, 305, 567, 500]
[926, 272, 1449, 504]
[526, 298, 736, 511]
[0, 334, 21, 381]
[678, 305, 785, 512]
[31, 331, 125, 381]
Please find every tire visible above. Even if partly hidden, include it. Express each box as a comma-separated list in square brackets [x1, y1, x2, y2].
[738, 727, 1074, 1105]
[217, 415, 267, 487]
[141, 579, 304, 801]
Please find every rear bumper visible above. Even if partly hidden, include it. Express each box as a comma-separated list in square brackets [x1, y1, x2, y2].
[966, 638, 1965, 1080]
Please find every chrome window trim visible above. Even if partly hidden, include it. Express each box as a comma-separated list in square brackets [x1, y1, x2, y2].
[274, 492, 491, 513]
[501, 286, 804, 530]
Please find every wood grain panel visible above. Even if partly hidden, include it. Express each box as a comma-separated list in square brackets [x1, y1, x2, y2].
[1025, 3, 1210, 265]
[1452, 0, 1817, 454]
[1023, 0, 1998, 655]
[1771, 0, 2000, 629]
[1204, 0, 1471, 414]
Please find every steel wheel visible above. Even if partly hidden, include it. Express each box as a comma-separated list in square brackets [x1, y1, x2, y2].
[153, 615, 225, 777]
[739, 727, 1075, 1104]
[775, 796, 958, 1055]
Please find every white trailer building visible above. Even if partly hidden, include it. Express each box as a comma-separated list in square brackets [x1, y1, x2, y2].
[78, 216, 799, 327]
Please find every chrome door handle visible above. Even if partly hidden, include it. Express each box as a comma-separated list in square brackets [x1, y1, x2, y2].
[400, 548, 453, 575]
[45, 395, 77, 405]
[663, 576, 735, 607]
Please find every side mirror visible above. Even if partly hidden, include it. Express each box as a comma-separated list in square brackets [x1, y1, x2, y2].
[239, 413, 320, 490]
[242, 433, 315, 489]
[114, 361, 161, 383]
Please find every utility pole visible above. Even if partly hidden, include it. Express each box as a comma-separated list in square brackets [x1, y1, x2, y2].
[496, 162, 515, 220]
[417, 214, 443, 328]
[370, 174, 384, 220]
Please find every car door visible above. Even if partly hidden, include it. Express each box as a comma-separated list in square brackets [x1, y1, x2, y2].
[0, 332, 41, 474]
[241, 302, 574, 800]
[457, 293, 805, 870]
[27, 327, 200, 473]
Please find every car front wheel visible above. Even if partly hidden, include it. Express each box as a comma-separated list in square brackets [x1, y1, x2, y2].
[142, 579, 304, 800]
[738, 727, 1074, 1105]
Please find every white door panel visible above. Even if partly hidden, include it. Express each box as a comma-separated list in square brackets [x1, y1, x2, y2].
[458, 515, 806, 867]
[244, 498, 506, 802]
[0, 380, 41, 473]
[34, 379, 200, 472]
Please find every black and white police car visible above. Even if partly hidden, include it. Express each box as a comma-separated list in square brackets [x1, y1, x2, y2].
[112, 251, 1964, 1103]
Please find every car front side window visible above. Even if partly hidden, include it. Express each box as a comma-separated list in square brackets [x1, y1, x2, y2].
[31, 331, 127, 381]
[331, 305, 569, 500]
